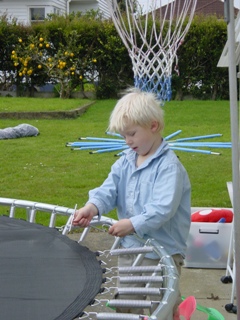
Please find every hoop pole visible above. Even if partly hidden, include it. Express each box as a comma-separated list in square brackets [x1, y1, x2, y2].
[225, 0, 240, 315]
[165, 130, 182, 141]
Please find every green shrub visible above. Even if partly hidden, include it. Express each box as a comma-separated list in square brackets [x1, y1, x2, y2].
[0, 11, 229, 100]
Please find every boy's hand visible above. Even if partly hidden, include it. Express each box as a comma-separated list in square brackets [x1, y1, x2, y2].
[108, 219, 134, 237]
[73, 203, 98, 227]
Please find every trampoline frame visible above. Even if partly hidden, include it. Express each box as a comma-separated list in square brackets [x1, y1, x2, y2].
[0, 197, 179, 320]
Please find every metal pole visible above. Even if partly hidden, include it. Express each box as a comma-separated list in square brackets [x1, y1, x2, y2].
[225, 0, 240, 317]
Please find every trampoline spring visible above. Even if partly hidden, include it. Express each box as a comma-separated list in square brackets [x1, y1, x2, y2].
[56, 225, 64, 232]
[77, 311, 86, 318]
[95, 312, 149, 320]
[98, 287, 106, 294]
[78, 311, 90, 319]
[89, 299, 101, 307]
[110, 247, 154, 256]
[117, 287, 162, 296]
[102, 267, 116, 274]
[97, 249, 113, 256]
[89, 299, 97, 306]
[91, 298, 110, 307]
[102, 223, 113, 230]
[66, 205, 77, 232]
[99, 286, 120, 296]
[118, 265, 162, 274]
[99, 287, 111, 295]
[102, 277, 112, 284]
[106, 299, 159, 309]
[119, 276, 163, 284]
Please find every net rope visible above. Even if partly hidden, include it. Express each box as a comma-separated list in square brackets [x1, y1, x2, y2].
[105, 0, 197, 103]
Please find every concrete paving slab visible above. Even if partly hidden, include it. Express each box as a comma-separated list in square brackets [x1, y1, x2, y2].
[181, 267, 236, 319]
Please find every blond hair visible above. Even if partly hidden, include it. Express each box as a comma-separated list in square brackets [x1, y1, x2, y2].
[108, 88, 164, 133]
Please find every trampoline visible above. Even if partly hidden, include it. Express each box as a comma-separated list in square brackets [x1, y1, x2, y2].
[0, 215, 103, 320]
[0, 197, 179, 320]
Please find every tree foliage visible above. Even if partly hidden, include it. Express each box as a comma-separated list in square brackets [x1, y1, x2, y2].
[11, 32, 98, 98]
[173, 15, 229, 100]
[0, 12, 229, 99]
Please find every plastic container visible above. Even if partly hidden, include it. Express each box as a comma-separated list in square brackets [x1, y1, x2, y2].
[184, 207, 233, 269]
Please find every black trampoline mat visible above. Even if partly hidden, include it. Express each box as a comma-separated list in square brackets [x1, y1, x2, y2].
[0, 216, 103, 320]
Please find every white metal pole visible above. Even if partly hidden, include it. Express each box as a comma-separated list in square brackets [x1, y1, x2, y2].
[225, 0, 240, 316]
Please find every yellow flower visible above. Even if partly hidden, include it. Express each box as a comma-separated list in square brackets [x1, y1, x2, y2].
[18, 38, 22, 43]
[38, 65, 42, 69]
[39, 37, 44, 42]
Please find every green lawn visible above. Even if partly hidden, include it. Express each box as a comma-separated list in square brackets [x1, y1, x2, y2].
[0, 97, 93, 112]
[0, 98, 233, 225]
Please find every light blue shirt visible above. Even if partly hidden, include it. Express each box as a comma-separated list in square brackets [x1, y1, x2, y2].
[87, 139, 191, 258]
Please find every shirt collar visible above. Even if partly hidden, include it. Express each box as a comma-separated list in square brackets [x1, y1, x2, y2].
[123, 138, 169, 166]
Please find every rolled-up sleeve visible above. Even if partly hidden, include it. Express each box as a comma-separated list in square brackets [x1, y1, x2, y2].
[87, 158, 123, 215]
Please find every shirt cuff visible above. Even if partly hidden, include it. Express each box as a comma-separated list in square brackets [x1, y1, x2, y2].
[130, 215, 147, 238]
[86, 198, 105, 217]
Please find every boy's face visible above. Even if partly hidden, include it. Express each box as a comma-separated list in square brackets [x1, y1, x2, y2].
[119, 121, 161, 156]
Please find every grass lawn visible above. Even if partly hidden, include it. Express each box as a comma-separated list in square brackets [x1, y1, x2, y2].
[0, 97, 233, 226]
[0, 97, 94, 112]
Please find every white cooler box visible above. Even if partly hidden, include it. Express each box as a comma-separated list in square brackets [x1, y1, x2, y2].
[184, 207, 233, 268]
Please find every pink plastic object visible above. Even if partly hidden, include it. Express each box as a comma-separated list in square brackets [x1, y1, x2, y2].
[174, 296, 197, 320]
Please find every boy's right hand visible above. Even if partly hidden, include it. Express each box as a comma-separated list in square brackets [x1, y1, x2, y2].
[73, 203, 98, 227]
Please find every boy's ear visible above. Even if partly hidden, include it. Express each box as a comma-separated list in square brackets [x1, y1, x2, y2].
[151, 120, 159, 132]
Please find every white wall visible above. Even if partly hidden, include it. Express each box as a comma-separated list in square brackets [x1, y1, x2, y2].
[0, 0, 67, 25]
[69, 0, 98, 14]
[0, 0, 111, 24]
[98, 0, 111, 18]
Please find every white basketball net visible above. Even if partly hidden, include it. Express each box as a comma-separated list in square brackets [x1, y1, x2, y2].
[105, 0, 197, 103]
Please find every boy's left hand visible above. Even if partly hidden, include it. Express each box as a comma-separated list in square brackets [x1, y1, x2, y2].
[108, 219, 134, 237]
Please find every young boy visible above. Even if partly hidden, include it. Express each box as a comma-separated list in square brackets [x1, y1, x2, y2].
[73, 88, 191, 315]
